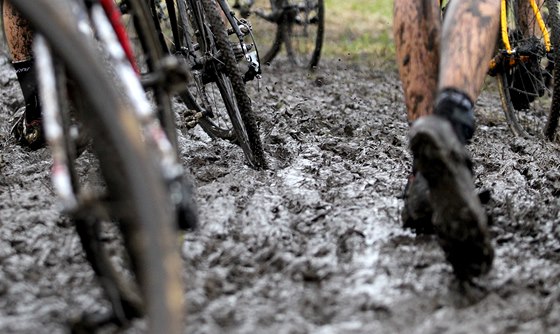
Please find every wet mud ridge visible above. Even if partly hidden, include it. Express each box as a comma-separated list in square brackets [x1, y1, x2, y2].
[2, 53, 560, 333]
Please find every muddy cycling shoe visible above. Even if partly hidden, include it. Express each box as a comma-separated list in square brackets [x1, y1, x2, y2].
[401, 172, 434, 234]
[11, 111, 46, 150]
[410, 116, 494, 280]
[401, 162, 490, 235]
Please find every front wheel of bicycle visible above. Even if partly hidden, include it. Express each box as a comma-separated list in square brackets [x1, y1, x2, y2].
[190, 0, 268, 169]
[497, 0, 560, 140]
[250, 0, 324, 70]
[12, 1, 184, 333]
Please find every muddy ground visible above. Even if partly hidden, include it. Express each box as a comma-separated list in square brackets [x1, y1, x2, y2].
[2, 47, 560, 333]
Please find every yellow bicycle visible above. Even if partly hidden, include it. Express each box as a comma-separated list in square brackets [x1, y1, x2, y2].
[489, 0, 560, 140]
[442, 0, 560, 140]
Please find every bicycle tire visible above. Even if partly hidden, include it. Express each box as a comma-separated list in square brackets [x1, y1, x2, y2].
[115, 0, 199, 232]
[123, 0, 267, 169]
[120, 0, 180, 152]
[497, 0, 560, 140]
[135, 0, 240, 141]
[200, 0, 267, 169]
[250, 0, 324, 70]
[168, 0, 267, 169]
[544, 0, 560, 140]
[11, 1, 183, 333]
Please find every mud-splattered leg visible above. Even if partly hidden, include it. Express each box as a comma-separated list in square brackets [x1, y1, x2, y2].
[404, 0, 499, 279]
[3, 0, 34, 62]
[393, 0, 441, 122]
[438, 0, 500, 101]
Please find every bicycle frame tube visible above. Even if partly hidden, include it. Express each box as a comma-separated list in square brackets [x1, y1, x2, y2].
[501, 0, 512, 53]
[217, 0, 244, 40]
[500, 0, 551, 54]
[98, 0, 140, 73]
[164, 0, 182, 51]
[529, 0, 551, 51]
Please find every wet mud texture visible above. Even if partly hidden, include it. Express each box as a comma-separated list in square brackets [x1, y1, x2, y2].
[2, 51, 560, 333]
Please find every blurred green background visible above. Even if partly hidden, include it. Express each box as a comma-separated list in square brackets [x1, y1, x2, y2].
[323, 0, 394, 66]
[0, 0, 396, 67]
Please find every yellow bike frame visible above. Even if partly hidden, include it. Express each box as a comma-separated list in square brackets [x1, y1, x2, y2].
[500, 0, 551, 53]
[488, 0, 552, 72]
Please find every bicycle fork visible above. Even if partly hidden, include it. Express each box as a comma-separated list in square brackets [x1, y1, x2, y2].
[218, 0, 262, 81]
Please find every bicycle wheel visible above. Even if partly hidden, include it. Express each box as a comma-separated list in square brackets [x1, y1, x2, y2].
[122, 0, 267, 169]
[113, 0, 199, 231]
[167, 0, 268, 169]
[496, 0, 560, 139]
[117, 0, 181, 152]
[12, 1, 184, 333]
[199, 0, 267, 169]
[248, 0, 324, 70]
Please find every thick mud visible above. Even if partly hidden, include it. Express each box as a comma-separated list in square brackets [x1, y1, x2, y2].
[2, 49, 560, 333]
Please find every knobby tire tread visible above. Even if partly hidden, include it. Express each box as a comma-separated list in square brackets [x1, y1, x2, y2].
[199, 0, 268, 169]
[544, 0, 560, 139]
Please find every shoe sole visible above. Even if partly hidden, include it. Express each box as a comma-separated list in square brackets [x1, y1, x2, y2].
[410, 117, 494, 279]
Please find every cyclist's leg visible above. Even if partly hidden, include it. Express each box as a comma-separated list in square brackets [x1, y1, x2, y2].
[435, 0, 500, 144]
[393, 0, 440, 122]
[410, 0, 500, 279]
[3, 0, 33, 61]
[3, 0, 43, 148]
[394, 0, 441, 233]
[439, 0, 500, 111]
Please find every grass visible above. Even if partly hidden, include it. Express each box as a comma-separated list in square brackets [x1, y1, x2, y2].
[323, 0, 394, 66]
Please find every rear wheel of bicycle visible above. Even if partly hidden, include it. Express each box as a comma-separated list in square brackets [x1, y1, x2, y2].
[125, 0, 267, 169]
[12, 1, 183, 333]
[249, 0, 324, 70]
[497, 0, 560, 140]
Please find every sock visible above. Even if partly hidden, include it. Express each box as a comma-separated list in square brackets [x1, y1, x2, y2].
[13, 59, 41, 123]
[434, 88, 475, 144]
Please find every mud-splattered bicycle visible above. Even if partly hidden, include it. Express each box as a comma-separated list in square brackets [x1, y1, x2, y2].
[120, 0, 268, 169]
[6, 0, 197, 332]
